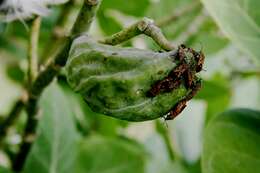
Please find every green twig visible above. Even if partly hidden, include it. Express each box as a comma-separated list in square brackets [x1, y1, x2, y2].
[0, 97, 26, 145]
[12, 0, 101, 171]
[40, 0, 78, 64]
[71, 0, 101, 37]
[99, 17, 175, 51]
[27, 17, 41, 85]
[155, 120, 176, 161]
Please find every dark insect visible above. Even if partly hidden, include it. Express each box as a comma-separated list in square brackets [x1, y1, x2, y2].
[165, 79, 202, 120]
[169, 63, 189, 78]
[195, 51, 205, 72]
[165, 100, 187, 120]
[148, 45, 204, 97]
[184, 69, 194, 89]
[147, 44, 204, 120]
[147, 77, 182, 97]
[184, 79, 202, 101]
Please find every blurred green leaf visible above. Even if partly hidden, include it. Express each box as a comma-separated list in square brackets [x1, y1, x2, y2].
[202, 108, 260, 173]
[100, 0, 150, 17]
[23, 82, 79, 173]
[202, 0, 260, 62]
[160, 162, 189, 173]
[196, 78, 230, 101]
[0, 36, 27, 59]
[188, 19, 229, 56]
[75, 135, 146, 173]
[196, 74, 231, 123]
[0, 23, 7, 33]
[4, 22, 28, 39]
[97, 0, 150, 35]
[5, 63, 25, 84]
[0, 167, 12, 173]
[97, 11, 122, 35]
[146, 0, 201, 41]
[205, 96, 230, 124]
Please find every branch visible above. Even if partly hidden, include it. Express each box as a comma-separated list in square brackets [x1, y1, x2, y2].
[0, 96, 26, 145]
[99, 17, 175, 51]
[155, 120, 175, 161]
[156, 1, 201, 27]
[27, 16, 41, 85]
[71, 0, 101, 37]
[12, 0, 101, 171]
[40, 0, 78, 64]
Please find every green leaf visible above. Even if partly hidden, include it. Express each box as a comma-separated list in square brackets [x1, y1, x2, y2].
[187, 19, 229, 56]
[196, 77, 230, 101]
[201, 0, 260, 62]
[146, 0, 201, 41]
[97, 0, 150, 35]
[23, 82, 79, 173]
[5, 63, 25, 84]
[0, 167, 12, 173]
[195, 74, 231, 123]
[97, 11, 123, 36]
[205, 96, 230, 124]
[75, 135, 146, 173]
[202, 108, 260, 173]
[100, 0, 150, 17]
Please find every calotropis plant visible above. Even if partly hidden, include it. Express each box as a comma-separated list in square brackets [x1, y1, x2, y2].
[66, 33, 204, 121]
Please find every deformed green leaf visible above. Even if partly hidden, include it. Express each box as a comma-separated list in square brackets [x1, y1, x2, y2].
[23, 82, 79, 173]
[75, 135, 147, 173]
[201, 0, 260, 62]
[59, 80, 128, 136]
[202, 108, 260, 173]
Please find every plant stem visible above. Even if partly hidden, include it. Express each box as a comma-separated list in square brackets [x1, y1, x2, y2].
[99, 17, 175, 51]
[12, 0, 101, 171]
[71, 0, 101, 37]
[0, 97, 26, 145]
[40, 0, 78, 64]
[27, 17, 41, 85]
[155, 120, 176, 161]
[156, 1, 201, 27]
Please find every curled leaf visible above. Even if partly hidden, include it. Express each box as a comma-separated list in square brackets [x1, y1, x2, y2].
[66, 36, 204, 121]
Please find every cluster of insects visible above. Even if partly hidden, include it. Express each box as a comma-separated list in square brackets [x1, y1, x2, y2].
[147, 45, 205, 120]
